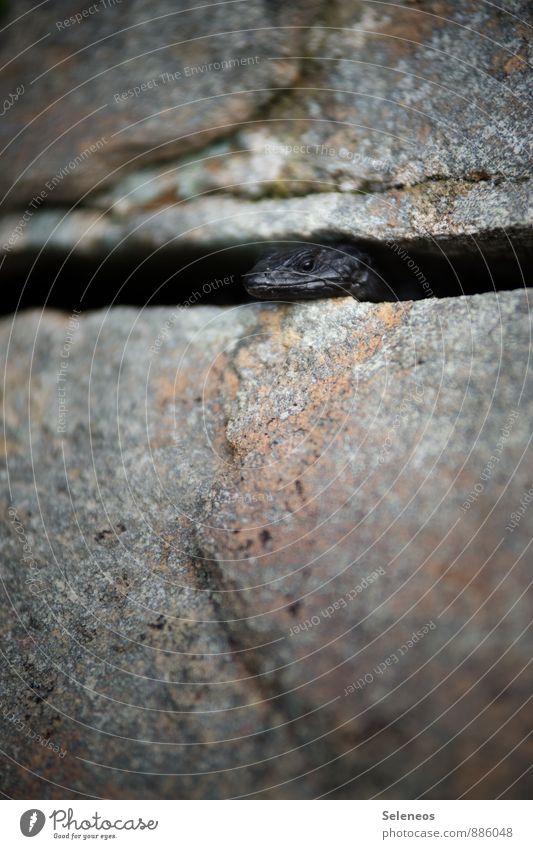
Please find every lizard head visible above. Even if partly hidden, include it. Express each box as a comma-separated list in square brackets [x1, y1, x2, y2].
[243, 244, 392, 301]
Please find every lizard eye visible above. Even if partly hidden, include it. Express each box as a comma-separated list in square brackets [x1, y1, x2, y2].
[300, 257, 315, 272]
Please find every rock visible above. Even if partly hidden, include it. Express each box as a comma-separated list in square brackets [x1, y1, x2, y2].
[4, 179, 528, 259]
[1, 289, 532, 798]
[0, 0, 322, 205]
[0, 1, 530, 265]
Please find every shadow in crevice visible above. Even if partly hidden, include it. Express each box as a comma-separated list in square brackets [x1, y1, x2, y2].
[0, 235, 531, 316]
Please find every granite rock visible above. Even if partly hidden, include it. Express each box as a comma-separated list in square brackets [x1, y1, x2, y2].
[1, 289, 532, 798]
[0, 1, 530, 264]
[0, 0, 322, 205]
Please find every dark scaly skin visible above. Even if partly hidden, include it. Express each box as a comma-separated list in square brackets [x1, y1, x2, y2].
[243, 244, 397, 302]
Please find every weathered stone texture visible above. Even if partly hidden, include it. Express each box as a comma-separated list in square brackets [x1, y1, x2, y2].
[1, 290, 531, 798]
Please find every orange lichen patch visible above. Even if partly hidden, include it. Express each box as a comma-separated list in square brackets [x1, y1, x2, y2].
[258, 305, 286, 336]
[503, 54, 528, 75]
[374, 301, 409, 330]
[226, 302, 413, 462]
[350, 307, 406, 363]
[204, 351, 241, 410]
[153, 372, 183, 409]
[153, 357, 222, 409]
[352, 334, 383, 364]
[232, 346, 254, 370]
[228, 357, 355, 461]
[0, 437, 21, 457]
[280, 325, 302, 350]
[220, 360, 240, 401]
[373, 4, 449, 59]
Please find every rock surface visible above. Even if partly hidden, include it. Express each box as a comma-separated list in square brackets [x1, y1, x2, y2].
[0, 0, 320, 205]
[1, 289, 532, 798]
[0, 1, 530, 262]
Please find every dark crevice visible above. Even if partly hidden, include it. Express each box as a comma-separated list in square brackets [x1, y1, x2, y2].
[1, 236, 531, 317]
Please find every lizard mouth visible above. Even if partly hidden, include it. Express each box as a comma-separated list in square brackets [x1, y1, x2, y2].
[243, 271, 351, 300]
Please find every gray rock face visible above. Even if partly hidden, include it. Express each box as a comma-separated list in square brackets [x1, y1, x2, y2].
[0, 0, 322, 206]
[0, 0, 531, 803]
[1, 289, 532, 798]
[0, 1, 530, 262]
[2, 179, 531, 265]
